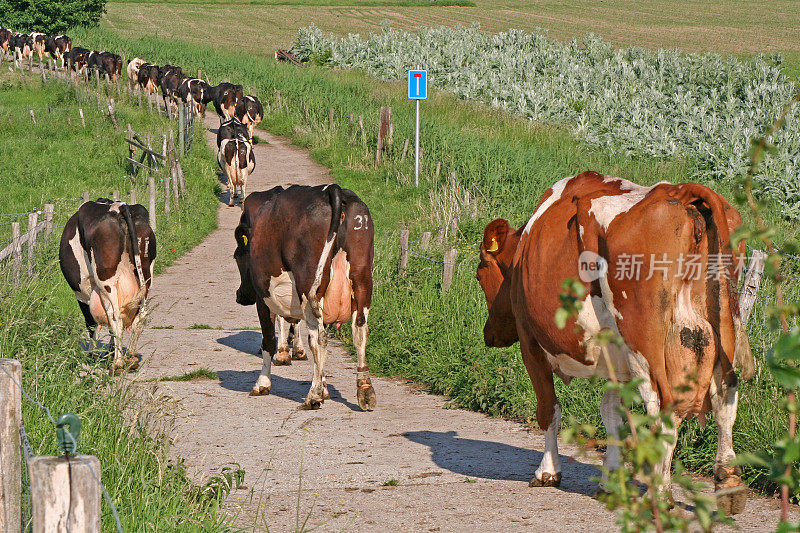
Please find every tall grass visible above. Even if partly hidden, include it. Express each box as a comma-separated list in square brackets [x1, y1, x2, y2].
[0, 70, 225, 529]
[73, 26, 799, 493]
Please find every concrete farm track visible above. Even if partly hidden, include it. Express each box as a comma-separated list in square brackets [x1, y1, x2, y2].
[128, 114, 792, 531]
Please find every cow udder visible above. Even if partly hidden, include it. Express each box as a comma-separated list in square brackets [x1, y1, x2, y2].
[87, 255, 142, 330]
[323, 251, 352, 326]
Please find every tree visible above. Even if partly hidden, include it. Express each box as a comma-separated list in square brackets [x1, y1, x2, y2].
[0, 0, 106, 34]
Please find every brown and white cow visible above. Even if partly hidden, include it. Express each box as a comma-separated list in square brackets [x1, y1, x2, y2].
[0, 28, 11, 58]
[127, 57, 146, 90]
[136, 63, 160, 95]
[177, 78, 211, 116]
[59, 199, 156, 372]
[44, 35, 71, 69]
[29, 32, 46, 65]
[234, 185, 376, 410]
[217, 119, 255, 208]
[207, 82, 243, 120]
[476, 171, 752, 514]
[234, 95, 263, 138]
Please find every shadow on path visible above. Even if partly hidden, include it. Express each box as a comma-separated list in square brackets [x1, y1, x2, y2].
[403, 430, 600, 496]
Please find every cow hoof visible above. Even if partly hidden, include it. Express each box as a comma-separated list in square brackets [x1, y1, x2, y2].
[714, 465, 747, 515]
[273, 350, 292, 366]
[322, 386, 331, 400]
[300, 396, 323, 410]
[292, 350, 307, 361]
[529, 472, 561, 487]
[357, 385, 377, 411]
[249, 386, 270, 396]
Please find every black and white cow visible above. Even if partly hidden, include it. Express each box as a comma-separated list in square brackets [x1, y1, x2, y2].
[87, 51, 122, 81]
[234, 95, 263, 138]
[0, 28, 11, 58]
[59, 200, 156, 372]
[159, 68, 185, 114]
[206, 82, 243, 120]
[44, 35, 71, 69]
[177, 78, 211, 116]
[12, 33, 33, 64]
[217, 118, 255, 208]
[136, 63, 160, 95]
[234, 184, 376, 410]
[29, 32, 46, 65]
[66, 46, 90, 76]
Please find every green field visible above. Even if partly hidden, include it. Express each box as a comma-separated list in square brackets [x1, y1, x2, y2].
[69, 25, 800, 498]
[102, 0, 800, 74]
[0, 70, 224, 530]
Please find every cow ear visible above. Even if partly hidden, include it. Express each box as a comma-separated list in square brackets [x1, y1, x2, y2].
[235, 225, 249, 247]
[482, 219, 510, 256]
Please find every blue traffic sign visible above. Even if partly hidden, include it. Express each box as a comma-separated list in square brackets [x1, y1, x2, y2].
[408, 70, 428, 100]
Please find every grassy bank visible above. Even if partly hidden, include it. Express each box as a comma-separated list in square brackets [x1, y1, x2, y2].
[0, 69, 224, 530]
[72, 26, 799, 494]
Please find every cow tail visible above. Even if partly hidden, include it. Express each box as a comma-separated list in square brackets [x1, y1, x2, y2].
[675, 183, 753, 379]
[327, 184, 343, 242]
[120, 204, 146, 289]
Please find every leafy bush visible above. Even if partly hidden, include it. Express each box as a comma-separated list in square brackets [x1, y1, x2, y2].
[292, 24, 800, 219]
[0, 0, 106, 34]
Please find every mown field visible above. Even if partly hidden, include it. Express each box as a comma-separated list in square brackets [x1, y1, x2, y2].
[0, 69, 224, 530]
[102, 0, 800, 74]
[71, 24, 800, 498]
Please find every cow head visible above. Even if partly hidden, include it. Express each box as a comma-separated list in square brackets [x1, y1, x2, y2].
[477, 218, 520, 347]
[234, 224, 257, 305]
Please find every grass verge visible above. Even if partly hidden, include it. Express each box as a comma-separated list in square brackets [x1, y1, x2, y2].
[73, 26, 799, 495]
[0, 69, 224, 530]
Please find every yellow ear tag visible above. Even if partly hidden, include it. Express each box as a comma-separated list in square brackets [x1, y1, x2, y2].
[486, 238, 499, 252]
[242, 235, 248, 246]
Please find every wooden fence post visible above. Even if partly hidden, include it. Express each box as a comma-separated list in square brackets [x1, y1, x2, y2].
[112, 190, 119, 202]
[436, 227, 445, 246]
[107, 98, 118, 128]
[29, 110, 36, 125]
[329, 108, 334, 130]
[148, 175, 156, 231]
[30, 455, 102, 532]
[435, 161, 441, 179]
[12, 222, 21, 285]
[0, 358, 22, 533]
[358, 115, 366, 148]
[442, 248, 458, 292]
[82, 191, 89, 204]
[169, 141, 180, 209]
[419, 231, 431, 250]
[398, 230, 409, 277]
[27, 211, 38, 276]
[130, 188, 137, 205]
[163, 138, 171, 216]
[79, 108, 85, 128]
[44, 204, 54, 239]
[375, 106, 391, 165]
[739, 250, 767, 323]
[401, 139, 409, 162]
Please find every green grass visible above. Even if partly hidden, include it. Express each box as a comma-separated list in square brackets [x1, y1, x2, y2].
[109, 0, 473, 4]
[159, 368, 219, 381]
[71, 27, 800, 496]
[381, 478, 400, 486]
[0, 69, 224, 530]
[189, 323, 214, 329]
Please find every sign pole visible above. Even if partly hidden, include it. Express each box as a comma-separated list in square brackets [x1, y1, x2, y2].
[414, 99, 420, 187]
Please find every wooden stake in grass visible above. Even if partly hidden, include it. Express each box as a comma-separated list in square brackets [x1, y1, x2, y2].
[0, 358, 22, 533]
[399, 229, 409, 277]
[11, 222, 21, 285]
[82, 190, 89, 204]
[30, 455, 102, 532]
[739, 250, 766, 323]
[329, 108, 335, 130]
[27, 211, 38, 275]
[275, 89, 282, 110]
[375, 106, 391, 165]
[112, 190, 119, 202]
[148, 175, 156, 231]
[442, 248, 457, 292]
[79, 108, 85, 128]
[401, 138, 409, 162]
[162, 135, 171, 215]
[130, 188, 137, 206]
[435, 161, 441, 179]
[29, 109, 36, 125]
[420, 231, 431, 250]
[43, 204, 54, 238]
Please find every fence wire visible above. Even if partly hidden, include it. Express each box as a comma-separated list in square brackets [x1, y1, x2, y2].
[0, 363, 124, 533]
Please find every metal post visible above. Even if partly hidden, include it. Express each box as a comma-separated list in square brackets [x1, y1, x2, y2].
[414, 99, 420, 187]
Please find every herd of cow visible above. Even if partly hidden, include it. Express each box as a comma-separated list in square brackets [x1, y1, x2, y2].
[5, 29, 753, 516]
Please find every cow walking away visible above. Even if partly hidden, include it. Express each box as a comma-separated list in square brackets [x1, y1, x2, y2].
[127, 57, 146, 89]
[207, 82, 243, 120]
[234, 185, 376, 410]
[234, 95, 263, 138]
[476, 171, 752, 514]
[12, 33, 33, 65]
[217, 118, 255, 208]
[29, 32, 46, 66]
[66, 46, 90, 77]
[44, 35, 71, 69]
[177, 77, 211, 116]
[137, 63, 160, 95]
[0, 28, 11, 60]
[59, 199, 156, 372]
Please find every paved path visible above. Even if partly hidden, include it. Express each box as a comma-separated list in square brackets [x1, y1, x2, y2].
[130, 114, 792, 531]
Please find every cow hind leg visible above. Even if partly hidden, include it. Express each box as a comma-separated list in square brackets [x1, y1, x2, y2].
[301, 305, 327, 409]
[710, 366, 747, 516]
[353, 309, 376, 410]
[250, 301, 276, 396]
[599, 387, 622, 491]
[273, 316, 292, 366]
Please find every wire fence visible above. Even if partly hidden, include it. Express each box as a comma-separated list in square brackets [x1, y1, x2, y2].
[0, 362, 124, 532]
